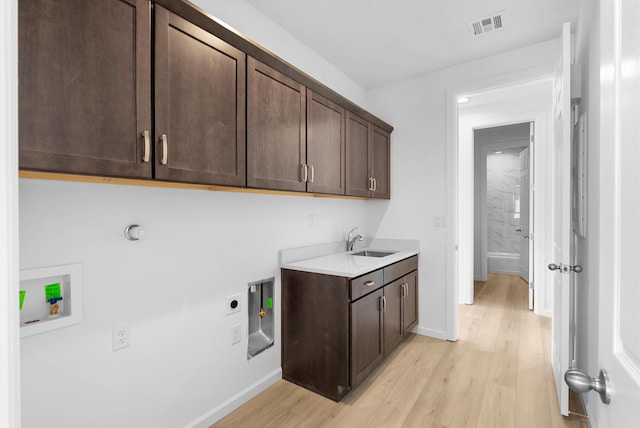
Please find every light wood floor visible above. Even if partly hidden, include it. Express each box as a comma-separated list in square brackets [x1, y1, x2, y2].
[213, 273, 588, 428]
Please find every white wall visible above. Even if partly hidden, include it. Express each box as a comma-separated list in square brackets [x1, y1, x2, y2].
[19, 2, 371, 427]
[573, 0, 599, 422]
[366, 39, 559, 338]
[20, 181, 370, 428]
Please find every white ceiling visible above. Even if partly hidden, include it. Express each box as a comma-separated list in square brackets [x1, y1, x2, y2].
[244, 0, 583, 89]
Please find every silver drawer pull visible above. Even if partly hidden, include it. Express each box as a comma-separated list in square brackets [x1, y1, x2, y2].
[364, 280, 375, 287]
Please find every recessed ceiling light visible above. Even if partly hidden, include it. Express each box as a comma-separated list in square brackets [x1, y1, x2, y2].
[495, 151, 503, 154]
[457, 97, 470, 104]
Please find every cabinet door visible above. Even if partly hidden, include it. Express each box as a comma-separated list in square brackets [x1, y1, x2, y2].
[402, 270, 419, 335]
[351, 289, 383, 387]
[346, 112, 371, 197]
[282, 269, 350, 401]
[371, 125, 391, 199]
[247, 57, 306, 191]
[154, 7, 246, 186]
[306, 90, 346, 195]
[383, 279, 404, 356]
[19, 0, 152, 178]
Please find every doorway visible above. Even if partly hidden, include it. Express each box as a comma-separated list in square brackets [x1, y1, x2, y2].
[472, 123, 532, 307]
[448, 75, 554, 340]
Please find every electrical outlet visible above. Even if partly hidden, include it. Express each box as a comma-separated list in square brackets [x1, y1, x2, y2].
[225, 293, 242, 315]
[112, 323, 131, 351]
[231, 324, 241, 345]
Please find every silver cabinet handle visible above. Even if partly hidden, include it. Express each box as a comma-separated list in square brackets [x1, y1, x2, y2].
[368, 177, 374, 191]
[402, 283, 408, 297]
[142, 131, 150, 163]
[309, 165, 315, 183]
[380, 295, 387, 312]
[301, 164, 308, 182]
[160, 134, 168, 165]
[373, 177, 377, 191]
[364, 280, 376, 287]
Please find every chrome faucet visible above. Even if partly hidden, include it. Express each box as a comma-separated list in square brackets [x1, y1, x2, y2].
[347, 227, 364, 251]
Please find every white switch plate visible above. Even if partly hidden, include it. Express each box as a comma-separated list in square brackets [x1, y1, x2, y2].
[225, 293, 241, 315]
[230, 324, 241, 345]
[113, 323, 131, 351]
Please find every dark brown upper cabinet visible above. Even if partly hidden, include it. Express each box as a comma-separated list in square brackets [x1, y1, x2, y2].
[371, 125, 391, 199]
[247, 57, 306, 192]
[154, 6, 246, 187]
[19, 0, 152, 178]
[345, 113, 371, 198]
[19, 0, 392, 198]
[306, 90, 346, 195]
[346, 112, 390, 199]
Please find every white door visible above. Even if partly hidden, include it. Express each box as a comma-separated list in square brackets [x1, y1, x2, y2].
[519, 146, 530, 284]
[596, 0, 640, 424]
[550, 21, 572, 416]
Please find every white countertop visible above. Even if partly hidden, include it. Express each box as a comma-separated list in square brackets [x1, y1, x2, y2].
[281, 247, 419, 278]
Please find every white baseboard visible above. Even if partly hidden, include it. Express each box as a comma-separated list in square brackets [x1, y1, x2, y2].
[185, 368, 282, 428]
[414, 325, 448, 341]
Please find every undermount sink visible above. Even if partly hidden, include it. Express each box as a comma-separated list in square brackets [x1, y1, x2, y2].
[351, 250, 396, 258]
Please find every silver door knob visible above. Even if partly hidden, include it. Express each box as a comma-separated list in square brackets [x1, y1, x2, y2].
[565, 369, 611, 404]
[548, 263, 561, 271]
[522, 234, 529, 239]
[571, 264, 583, 273]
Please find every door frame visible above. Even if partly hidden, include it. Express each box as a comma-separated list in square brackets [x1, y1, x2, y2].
[474, 135, 531, 284]
[446, 66, 555, 340]
[1, 0, 21, 425]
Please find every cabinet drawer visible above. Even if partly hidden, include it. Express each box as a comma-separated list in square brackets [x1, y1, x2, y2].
[383, 255, 418, 284]
[350, 269, 384, 301]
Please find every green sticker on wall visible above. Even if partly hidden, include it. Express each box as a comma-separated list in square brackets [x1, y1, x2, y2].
[266, 297, 273, 309]
[44, 283, 61, 301]
[19, 290, 26, 310]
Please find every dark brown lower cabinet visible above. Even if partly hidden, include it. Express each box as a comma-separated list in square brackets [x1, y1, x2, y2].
[281, 269, 350, 401]
[383, 279, 404, 357]
[403, 270, 419, 334]
[351, 288, 383, 387]
[281, 255, 419, 401]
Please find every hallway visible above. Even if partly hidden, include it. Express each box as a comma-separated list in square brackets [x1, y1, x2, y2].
[214, 273, 587, 427]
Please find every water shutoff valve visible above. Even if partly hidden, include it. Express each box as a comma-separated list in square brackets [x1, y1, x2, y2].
[124, 224, 146, 241]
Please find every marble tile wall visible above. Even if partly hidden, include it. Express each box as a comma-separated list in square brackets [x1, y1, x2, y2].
[486, 149, 523, 254]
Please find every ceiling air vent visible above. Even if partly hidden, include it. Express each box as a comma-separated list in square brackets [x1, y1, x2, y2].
[468, 11, 506, 37]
